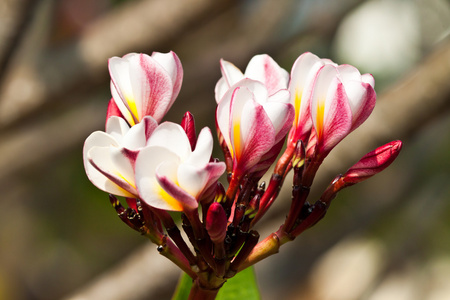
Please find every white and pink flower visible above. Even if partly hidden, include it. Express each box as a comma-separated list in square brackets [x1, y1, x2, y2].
[310, 63, 376, 154]
[83, 116, 158, 198]
[216, 79, 294, 177]
[108, 51, 183, 125]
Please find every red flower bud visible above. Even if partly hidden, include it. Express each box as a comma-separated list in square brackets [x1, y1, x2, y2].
[181, 111, 197, 150]
[205, 202, 227, 243]
[343, 140, 402, 184]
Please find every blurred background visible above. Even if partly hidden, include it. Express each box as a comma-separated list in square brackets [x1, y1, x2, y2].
[0, 0, 449, 299]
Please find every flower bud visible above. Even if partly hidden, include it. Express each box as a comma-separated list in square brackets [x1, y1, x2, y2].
[292, 140, 306, 170]
[205, 202, 228, 244]
[181, 111, 197, 150]
[343, 140, 402, 184]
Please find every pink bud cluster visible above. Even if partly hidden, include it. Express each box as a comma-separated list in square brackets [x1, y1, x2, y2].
[82, 50, 402, 296]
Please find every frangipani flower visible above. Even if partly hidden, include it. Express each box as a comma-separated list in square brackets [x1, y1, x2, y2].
[288, 52, 336, 145]
[310, 63, 376, 154]
[108, 51, 183, 125]
[216, 79, 294, 177]
[135, 123, 226, 212]
[215, 54, 289, 103]
[83, 116, 158, 198]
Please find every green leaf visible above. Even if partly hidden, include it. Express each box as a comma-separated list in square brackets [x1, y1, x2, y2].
[217, 267, 261, 300]
[171, 267, 261, 300]
[171, 272, 193, 300]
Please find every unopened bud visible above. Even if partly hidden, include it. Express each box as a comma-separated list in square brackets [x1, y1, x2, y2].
[205, 202, 228, 243]
[343, 140, 402, 184]
[214, 182, 226, 204]
[292, 140, 306, 169]
[181, 111, 196, 150]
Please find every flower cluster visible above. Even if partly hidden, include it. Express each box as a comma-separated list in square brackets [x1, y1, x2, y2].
[83, 51, 402, 298]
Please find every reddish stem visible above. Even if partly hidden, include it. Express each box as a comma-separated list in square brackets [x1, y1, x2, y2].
[188, 279, 221, 300]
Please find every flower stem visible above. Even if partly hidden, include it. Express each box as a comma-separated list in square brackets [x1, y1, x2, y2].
[238, 227, 292, 271]
[157, 237, 197, 279]
[250, 173, 283, 226]
[282, 157, 321, 232]
[188, 278, 221, 300]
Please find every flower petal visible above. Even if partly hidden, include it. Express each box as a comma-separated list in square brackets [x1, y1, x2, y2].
[230, 87, 275, 172]
[83, 132, 119, 190]
[156, 170, 198, 211]
[337, 65, 376, 131]
[244, 54, 289, 96]
[128, 54, 173, 122]
[135, 146, 183, 210]
[351, 82, 376, 131]
[147, 122, 192, 161]
[109, 54, 139, 124]
[87, 146, 137, 197]
[185, 127, 213, 167]
[262, 100, 294, 143]
[105, 116, 131, 144]
[214, 77, 229, 103]
[109, 53, 176, 124]
[151, 51, 183, 105]
[110, 80, 135, 125]
[311, 65, 352, 153]
[289, 52, 325, 137]
[177, 161, 225, 199]
[121, 116, 158, 150]
[220, 59, 244, 87]
[362, 73, 375, 88]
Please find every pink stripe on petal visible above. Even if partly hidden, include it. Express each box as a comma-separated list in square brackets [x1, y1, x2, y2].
[141, 116, 158, 142]
[151, 51, 183, 105]
[131, 54, 173, 122]
[321, 81, 352, 152]
[87, 147, 137, 197]
[237, 99, 275, 173]
[250, 137, 285, 176]
[156, 173, 198, 211]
